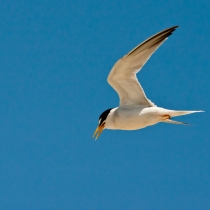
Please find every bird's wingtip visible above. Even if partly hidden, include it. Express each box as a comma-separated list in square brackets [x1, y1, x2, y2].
[170, 25, 179, 31]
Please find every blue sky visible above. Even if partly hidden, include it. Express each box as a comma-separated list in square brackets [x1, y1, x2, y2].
[0, 0, 209, 209]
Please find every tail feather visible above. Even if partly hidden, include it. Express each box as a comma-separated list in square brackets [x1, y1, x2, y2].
[167, 110, 204, 118]
[161, 110, 204, 125]
[162, 119, 191, 125]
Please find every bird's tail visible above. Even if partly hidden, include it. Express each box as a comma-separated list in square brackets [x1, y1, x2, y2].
[166, 110, 204, 118]
[167, 110, 204, 118]
[161, 110, 204, 125]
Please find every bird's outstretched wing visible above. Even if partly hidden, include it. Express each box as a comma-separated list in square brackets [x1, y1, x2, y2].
[108, 26, 178, 107]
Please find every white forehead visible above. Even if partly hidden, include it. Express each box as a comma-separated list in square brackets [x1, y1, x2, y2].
[98, 118, 101, 124]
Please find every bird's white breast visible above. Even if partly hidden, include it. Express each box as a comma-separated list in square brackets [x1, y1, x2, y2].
[105, 106, 163, 130]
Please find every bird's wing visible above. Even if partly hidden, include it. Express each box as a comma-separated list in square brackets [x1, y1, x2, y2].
[108, 26, 178, 107]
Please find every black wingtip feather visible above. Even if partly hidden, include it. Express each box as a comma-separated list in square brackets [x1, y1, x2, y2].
[127, 26, 179, 56]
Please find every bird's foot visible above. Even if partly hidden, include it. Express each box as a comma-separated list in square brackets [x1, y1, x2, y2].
[161, 114, 170, 120]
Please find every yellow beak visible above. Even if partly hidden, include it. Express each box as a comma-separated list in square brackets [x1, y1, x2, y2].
[93, 123, 105, 140]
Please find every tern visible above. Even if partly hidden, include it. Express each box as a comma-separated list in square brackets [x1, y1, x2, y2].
[93, 26, 203, 140]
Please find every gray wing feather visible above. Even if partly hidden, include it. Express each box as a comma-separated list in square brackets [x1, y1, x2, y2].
[108, 26, 178, 107]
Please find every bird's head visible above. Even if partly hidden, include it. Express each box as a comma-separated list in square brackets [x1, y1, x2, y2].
[93, 108, 113, 140]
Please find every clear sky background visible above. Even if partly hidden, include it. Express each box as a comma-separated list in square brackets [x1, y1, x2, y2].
[0, 1, 209, 209]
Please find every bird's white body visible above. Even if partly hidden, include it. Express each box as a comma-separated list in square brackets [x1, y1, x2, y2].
[105, 106, 162, 130]
[93, 26, 203, 139]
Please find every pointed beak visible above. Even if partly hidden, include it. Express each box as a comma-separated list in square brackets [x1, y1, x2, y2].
[93, 123, 105, 140]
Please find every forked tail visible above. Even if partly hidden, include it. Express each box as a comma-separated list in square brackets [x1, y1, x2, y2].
[162, 110, 204, 125]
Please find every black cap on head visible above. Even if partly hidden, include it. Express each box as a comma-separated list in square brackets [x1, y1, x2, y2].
[99, 108, 113, 125]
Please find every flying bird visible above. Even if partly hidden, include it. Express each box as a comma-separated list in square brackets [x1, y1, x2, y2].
[93, 26, 203, 140]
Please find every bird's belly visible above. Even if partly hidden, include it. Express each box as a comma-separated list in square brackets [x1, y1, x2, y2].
[113, 108, 161, 130]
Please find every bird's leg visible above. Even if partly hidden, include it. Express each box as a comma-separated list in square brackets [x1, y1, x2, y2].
[161, 114, 170, 120]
